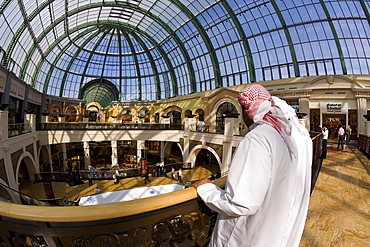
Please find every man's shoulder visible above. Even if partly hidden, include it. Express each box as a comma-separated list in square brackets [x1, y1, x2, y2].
[250, 124, 276, 133]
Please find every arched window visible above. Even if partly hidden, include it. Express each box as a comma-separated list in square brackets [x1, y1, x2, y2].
[49, 104, 61, 122]
[65, 105, 79, 122]
[185, 110, 193, 118]
[216, 102, 239, 133]
[138, 107, 151, 123]
[120, 108, 133, 123]
[168, 110, 181, 125]
[196, 109, 205, 122]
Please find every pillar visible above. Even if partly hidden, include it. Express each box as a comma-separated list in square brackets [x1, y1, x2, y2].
[160, 141, 165, 163]
[83, 141, 90, 169]
[24, 113, 36, 132]
[111, 140, 118, 167]
[137, 140, 145, 167]
[299, 98, 310, 130]
[62, 143, 68, 172]
[357, 98, 367, 136]
[365, 121, 370, 136]
[59, 115, 66, 122]
[183, 118, 190, 165]
[0, 111, 8, 140]
[221, 118, 234, 173]
[41, 114, 50, 123]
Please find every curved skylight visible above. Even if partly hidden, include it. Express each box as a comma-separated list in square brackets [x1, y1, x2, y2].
[0, 0, 369, 103]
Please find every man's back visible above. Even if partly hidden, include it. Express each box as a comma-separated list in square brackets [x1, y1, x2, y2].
[198, 124, 312, 246]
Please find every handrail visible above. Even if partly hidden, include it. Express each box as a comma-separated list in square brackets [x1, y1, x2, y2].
[0, 134, 321, 246]
[0, 177, 226, 223]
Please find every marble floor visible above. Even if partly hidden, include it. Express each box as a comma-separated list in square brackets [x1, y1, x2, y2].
[299, 141, 370, 247]
[19, 141, 370, 246]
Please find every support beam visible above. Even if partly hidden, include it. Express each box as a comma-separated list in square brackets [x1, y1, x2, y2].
[221, 1, 255, 83]
[319, 0, 347, 74]
[7, 1, 194, 98]
[130, 32, 160, 100]
[270, 0, 300, 77]
[170, 0, 221, 89]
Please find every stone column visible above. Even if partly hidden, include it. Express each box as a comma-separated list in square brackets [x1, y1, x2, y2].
[183, 118, 190, 165]
[365, 121, 370, 136]
[299, 98, 310, 130]
[137, 140, 145, 167]
[0, 111, 8, 140]
[221, 118, 234, 173]
[62, 143, 68, 172]
[357, 98, 367, 136]
[59, 115, 66, 122]
[41, 114, 50, 123]
[160, 141, 165, 163]
[24, 113, 36, 132]
[111, 140, 118, 167]
[83, 141, 91, 169]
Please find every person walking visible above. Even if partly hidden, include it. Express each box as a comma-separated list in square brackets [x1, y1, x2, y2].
[345, 125, 352, 145]
[321, 125, 329, 159]
[143, 170, 151, 184]
[193, 84, 312, 247]
[171, 167, 175, 179]
[87, 172, 93, 186]
[337, 125, 345, 150]
[177, 168, 183, 183]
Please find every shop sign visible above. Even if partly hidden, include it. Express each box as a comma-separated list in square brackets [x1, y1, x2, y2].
[326, 103, 342, 112]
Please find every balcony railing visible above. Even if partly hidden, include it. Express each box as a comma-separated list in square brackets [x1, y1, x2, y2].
[0, 133, 322, 247]
[37, 122, 184, 131]
[358, 134, 370, 158]
[8, 123, 32, 137]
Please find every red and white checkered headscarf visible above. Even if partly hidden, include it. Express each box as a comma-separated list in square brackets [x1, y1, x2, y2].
[238, 84, 309, 158]
[238, 84, 290, 136]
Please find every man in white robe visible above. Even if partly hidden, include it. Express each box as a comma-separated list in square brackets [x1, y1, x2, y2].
[193, 84, 312, 247]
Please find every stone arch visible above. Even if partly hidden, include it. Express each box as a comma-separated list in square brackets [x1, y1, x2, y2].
[49, 103, 62, 122]
[210, 98, 242, 126]
[16, 152, 38, 185]
[65, 105, 79, 122]
[162, 106, 182, 116]
[162, 106, 182, 124]
[119, 107, 133, 122]
[137, 107, 151, 123]
[163, 142, 184, 163]
[195, 108, 205, 121]
[188, 145, 222, 171]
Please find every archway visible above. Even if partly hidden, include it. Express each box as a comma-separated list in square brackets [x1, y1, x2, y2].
[16, 154, 37, 188]
[65, 105, 79, 122]
[138, 107, 151, 123]
[119, 107, 133, 123]
[216, 102, 239, 133]
[49, 104, 61, 122]
[189, 146, 221, 169]
[163, 142, 183, 165]
[162, 106, 182, 125]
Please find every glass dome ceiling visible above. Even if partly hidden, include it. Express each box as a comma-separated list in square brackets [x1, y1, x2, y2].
[0, 0, 369, 104]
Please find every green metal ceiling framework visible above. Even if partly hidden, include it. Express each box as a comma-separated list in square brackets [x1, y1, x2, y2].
[80, 78, 120, 108]
[14, 1, 196, 101]
[1, 0, 369, 106]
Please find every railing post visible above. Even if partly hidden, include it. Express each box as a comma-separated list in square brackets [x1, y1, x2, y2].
[0, 111, 8, 140]
[365, 121, 370, 136]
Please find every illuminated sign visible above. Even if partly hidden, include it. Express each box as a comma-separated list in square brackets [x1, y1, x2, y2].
[326, 103, 342, 112]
